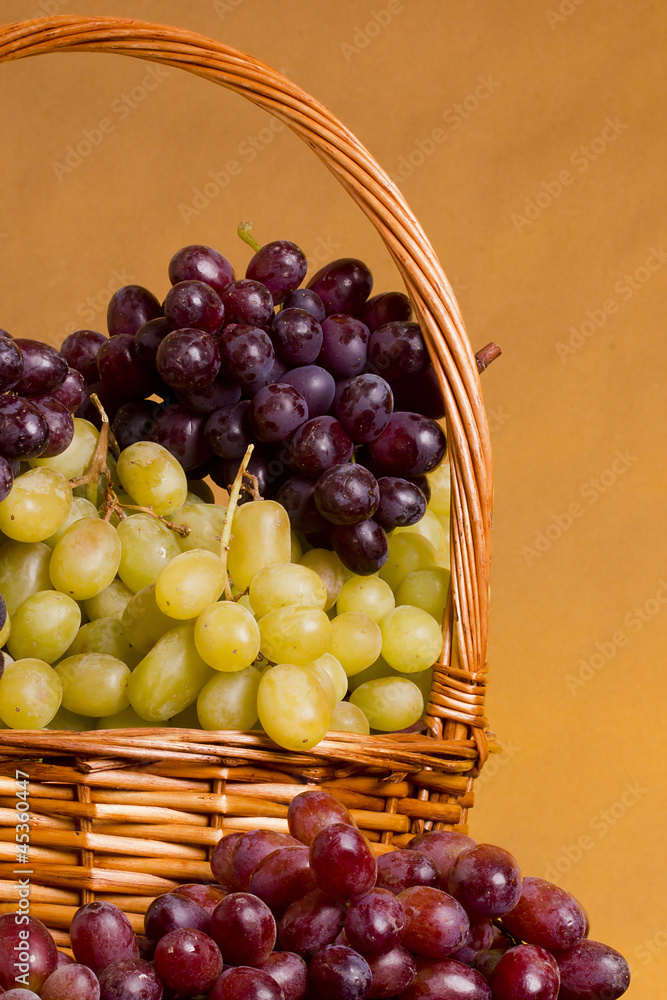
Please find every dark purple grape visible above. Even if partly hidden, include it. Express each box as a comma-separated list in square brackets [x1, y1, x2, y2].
[97, 958, 162, 1000]
[289, 416, 353, 476]
[210, 832, 244, 892]
[368, 412, 447, 477]
[448, 844, 522, 920]
[205, 401, 253, 459]
[246, 240, 307, 304]
[0, 455, 13, 502]
[331, 519, 388, 575]
[283, 287, 325, 322]
[209, 966, 283, 1000]
[60, 329, 107, 384]
[153, 929, 222, 996]
[309, 944, 372, 1000]
[107, 284, 162, 338]
[556, 939, 630, 1000]
[307, 258, 373, 316]
[175, 373, 241, 414]
[368, 321, 427, 379]
[248, 846, 316, 915]
[278, 890, 347, 958]
[490, 944, 560, 1000]
[144, 891, 210, 942]
[209, 893, 276, 967]
[112, 400, 158, 451]
[501, 877, 587, 952]
[13, 340, 68, 396]
[169, 244, 235, 296]
[218, 324, 275, 391]
[70, 901, 139, 974]
[314, 463, 379, 525]
[156, 328, 221, 390]
[390, 366, 446, 419]
[402, 958, 491, 999]
[276, 476, 328, 534]
[0, 913, 57, 993]
[50, 367, 87, 412]
[76, 380, 126, 427]
[335, 373, 393, 443]
[0, 335, 24, 392]
[374, 477, 426, 529]
[271, 308, 323, 366]
[280, 365, 335, 417]
[164, 279, 225, 335]
[230, 830, 300, 891]
[0, 396, 50, 459]
[29, 396, 74, 457]
[318, 315, 369, 377]
[449, 919, 494, 964]
[221, 280, 274, 327]
[367, 946, 416, 998]
[251, 384, 308, 443]
[150, 403, 210, 471]
[376, 850, 440, 896]
[258, 951, 308, 1000]
[359, 291, 412, 331]
[310, 823, 377, 903]
[212, 447, 287, 501]
[171, 883, 228, 915]
[345, 888, 405, 957]
[133, 316, 172, 365]
[407, 831, 476, 886]
[287, 789, 357, 845]
[96, 333, 157, 399]
[40, 962, 100, 1000]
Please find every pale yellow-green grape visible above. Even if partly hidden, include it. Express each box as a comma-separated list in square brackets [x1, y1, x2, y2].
[169, 701, 200, 728]
[380, 605, 443, 673]
[128, 622, 213, 721]
[227, 500, 291, 591]
[311, 652, 348, 702]
[194, 600, 260, 672]
[84, 578, 134, 621]
[107, 490, 137, 528]
[186, 480, 216, 503]
[236, 593, 255, 617]
[44, 497, 99, 550]
[0, 540, 53, 615]
[7, 591, 81, 663]
[394, 510, 448, 568]
[96, 706, 164, 729]
[257, 662, 330, 750]
[171, 503, 227, 553]
[258, 605, 332, 665]
[346, 656, 392, 692]
[290, 531, 303, 563]
[65, 617, 142, 669]
[46, 705, 91, 731]
[0, 658, 62, 728]
[404, 666, 434, 704]
[350, 676, 424, 732]
[434, 513, 451, 568]
[155, 549, 226, 619]
[49, 517, 122, 601]
[121, 585, 180, 654]
[299, 549, 345, 611]
[117, 441, 188, 516]
[0, 604, 9, 646]
[395, 567, 451, 624]
[249, 563, 327, 618]
[116, 514, 181, 592]
[305, 660, 337, 710]
[329, 612, 382, 677]
[197, 665, 261, 730]
[30, 418, 98, 479]
[426, 459, 451, 515]
[0, 468, 72, 543]
[55, 653, 131, 717]
[329, 700, 370, 735]
[379, 533, 439, 591]
[336, 574, 395, 623]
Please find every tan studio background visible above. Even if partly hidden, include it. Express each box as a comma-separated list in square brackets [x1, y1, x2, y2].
[1, 1, 665, 993]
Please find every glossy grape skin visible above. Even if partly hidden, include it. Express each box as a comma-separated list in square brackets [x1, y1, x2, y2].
[153, 928, 222, 995]
[0, 335, 24, 391]
[556, 939, 630, 1000]
[368, 321, 427, 379]
[150, 402, 210, 471]
[7, 590, 80, 663]
[107, 284, 162, 337]
[218, 323, 275, 390]
[231, 830, 300, 890]
[246, 240, 307, 304]
[2, 991, 42, 999]
[335, 373, 393, 444]
[313, 463, 379, 526]
[0, 540, 52, 616]
[271, 308, 323, 365]
[205, 400, 253, 460]
[112, 400, 157, 451]
[276, 476, 327, 534]
[309, 944, 372, 1000]
[449, 919, 494, 964]
[209, 893, 277, 966]
[0, 467, 72, 544]
[60, 329, 106, 384]
[97, 958, 163, 999]
[49, 518, 122, 601]
[222, 279, 274, 327]
[70, 901, 139, 974]
[289, 416, 353, 476]
[169, 244, 235, 295]
[310, 823, 377, 902]
[171, 883, 227, 915]
[376, 850, 440, 895]
[40, 963, 100, 1000]
[209, 966, 283, 1000]
[144, 892, 210, 941]
[280, 364, 335, 417]
[398, 957, 491, 1000]
[489, 945, 560, 1000]
[319, 314, 370, 376]
[278, 889, 347, 958]
[368, 412, 447, 477]
[248, 846, 316, 914]
[96, 333, 156, 399]
[116, 441, 188, 516]
[367, 945, 416, 998]
[155, 328, 221, 391]
[359, 291, 412, 331]
[501, 877, 586, 952]
[226, 499, 291, 590]
[133, 315, 172, 365]
[344, 888, 406, 957]
[391, 366, 446, 420]
[0, 455, 13, 501]
[331, 519, 389, 575]
[0, 396, 49, 459]
[375, 477, 427, 529]
[448, 844, 523, 920]
[258, 951, 308, 1000]
[175, 373, 241, 414]
[407, 831, 476, 886]
[210, 832, 244, 891]
[0, 913, 58, 992]
[251, 383, 308, 443]
[29, 396, 74, 457]
[287, 790, 356, 845]
[307, 258, 373, 316]
[283, 287, 325, 322]
[50, 367, 87, 412]
[164, 279, 225, 335]
[13, 339, 68, 396]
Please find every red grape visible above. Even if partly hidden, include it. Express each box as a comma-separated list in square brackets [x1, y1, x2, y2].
[501, 876, 586, 952]
[29, 396, 74, 457]
[367, 321, 427, 379]
[153, 928, 222, 995]
[359, 291, 412, 331]
[287, 789, 357, 845]
[491, 944, 560, 1000]
[171, 882, 227, 914]
[368, 411, 447, 477]
[107, 284, 162, 338]
[0, 914, 58, 993]
[231, 830, 300, 890]
[50, 367, 87, 412]
[60, 329, 106, 384]
[221, 280, 274, 328]
[280, 365, 335, 417]
[307, 258, 373, 317]
[314, 463, 380, 525]
[278, 889, 347, 958]
[0, 336, 24, 392]
[40, 963, 100, 1000]
[399, 885, 469, 958]
[258, 951, 308, 1000]
[209, 893, 276, 966]
[289, 416, 353, 476]
[248, 846, 316, 914]
[308, 944, 372, 1000]
[335, 373, 393, 444]
[156, 328, 221, 390]
[271, 308, 323, 365]
[318, 314, 370, 377]
[374, 477, 427, 529]
[345, 887, 406, 956]
[398, 957, 491, 999]
[366, 946, 416, 998]
[163, 280, 225, 335]
[246, 240, 307, 304]
[0, 396, 50, 459]
[250, 383, 309, 443]
[331, 519, 389, 575]
[13, 340, 68, 396]
[407, 831, 476, 886]
[556, 939, 631, 1000]
[310, 823, 377, 902]
[144, 892, 210, 942]
[169, 244, 235, 296]
[209, 966, 284, 1000]
[210, 832, 244, 891]
[282, 287, 325, 322]
[448, 844, 522, 919]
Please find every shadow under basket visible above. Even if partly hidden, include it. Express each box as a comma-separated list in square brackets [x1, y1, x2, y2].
[0, 15, 496, 948]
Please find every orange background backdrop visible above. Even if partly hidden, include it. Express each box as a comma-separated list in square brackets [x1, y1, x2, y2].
[1, 1, 665, 993]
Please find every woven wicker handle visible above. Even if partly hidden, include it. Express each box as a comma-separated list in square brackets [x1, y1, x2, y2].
[0, 15, 492, 747]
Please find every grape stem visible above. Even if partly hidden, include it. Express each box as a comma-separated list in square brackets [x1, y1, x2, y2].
[237, 221, 262, 254]
[219, 443, 255, 600]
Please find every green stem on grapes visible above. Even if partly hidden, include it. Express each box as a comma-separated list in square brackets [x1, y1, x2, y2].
[219, 443, 255, 600]
[237, 221, 262, 254]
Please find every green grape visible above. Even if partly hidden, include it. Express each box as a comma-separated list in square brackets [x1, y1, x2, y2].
[299, 548, 345, 611]
[55, 653, 131, 717]
[235, 593, 255, 616]
[258, 605, 332, 665]
[379, 533, 439, 591]
[290, 531, 303, 563]
[395, 567, 451, 623]
[96, 705, 164, 729]
[257, 662, 330, 751]
[121, 584, 180, 654]
[329, 612, 382, 677]
[65, 617, 142, 669]
[49, 517, 122, 601]
[426, 459, 451, 515]
[0, 657, 62, 728]
[30, 417, 98, 479]
[0, 540, 53, 615]
[155, 549, 226, 619]
[249, 562, 327, 618]
[336, 574, 395, 623]
[329, 700, 370, 735]
[350, 676, 424, 731]
[84, 578, 134, 621]
[380, 605, 443, 673]
[227, 500, 291, 591]
[311, 652, 348, 702]
[394, 510, 448, 566]
[305, 660, 337, 709]
[346, 656, 392, 692]
[0, 603, 9, 647]
[406, 666, 433, 704]
[197, 665, 261, 730]
[46, 705, 91, 731]
[194, 600, 260, 672]
[0, 468, 72, 543]
[116, 513, 181, 592]
[128, 622, 213, 722]
[170, 502, 227, 553]
[45, 497, 99, 549]
[116, 440, 188, 516]
[435, 513, 451, 567]
[7, 591, 81, 663]
[169, 701, 200, 728]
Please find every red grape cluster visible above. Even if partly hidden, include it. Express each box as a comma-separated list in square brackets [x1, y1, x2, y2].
[0, 791, 630, 999]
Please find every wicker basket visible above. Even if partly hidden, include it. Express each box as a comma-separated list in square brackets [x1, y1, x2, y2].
[0, 15, 496, 948]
